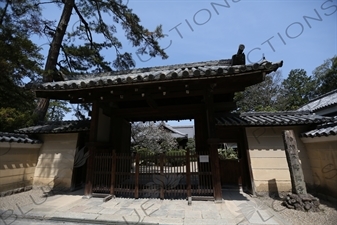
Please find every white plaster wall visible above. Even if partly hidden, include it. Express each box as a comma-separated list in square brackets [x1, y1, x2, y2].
[246, 126, 313, 193]
[302, 138, 337, 198]
[0, 143, 41, 192]
[33, 133, 78, 190]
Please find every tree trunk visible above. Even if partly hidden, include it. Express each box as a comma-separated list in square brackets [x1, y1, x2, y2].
[33, 0, 74, 122]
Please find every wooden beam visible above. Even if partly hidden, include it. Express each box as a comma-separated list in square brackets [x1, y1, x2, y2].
[146, 96, 158, 108]
[109, 104, 203, 118]
[214, 102, 237, 112]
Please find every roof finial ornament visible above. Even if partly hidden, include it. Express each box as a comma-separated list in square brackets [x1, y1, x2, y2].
[231, 44, 246, 66]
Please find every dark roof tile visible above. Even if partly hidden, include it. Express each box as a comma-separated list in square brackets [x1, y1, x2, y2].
[298, 89, 337, 112]
[29, 60, 283, 91]
[15, 120, 90, 134]
[0, 132, 41, 144]
[301, 117, 337, 138]
[216, 111, 333, 126]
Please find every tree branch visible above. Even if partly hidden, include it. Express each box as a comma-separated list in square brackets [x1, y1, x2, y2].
[73, 3, 93, 48]
[0, 0, 10, 26]
[34, 1, 63, 6]
[59, 44, 73, 73]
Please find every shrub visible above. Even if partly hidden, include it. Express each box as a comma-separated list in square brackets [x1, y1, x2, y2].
[218, 147, 238, 160]
[136, 148, 156, 165]
[165, 149, 186, 166]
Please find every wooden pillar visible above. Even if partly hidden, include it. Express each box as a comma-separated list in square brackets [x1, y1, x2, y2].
[186, 148, 191, 198]
[160, 153, 165, 199]
[110, 150, 117, 196]
[204, 89, 222, 202]
[240, 127, 254, 194]
[84, 101, 99, 196]
[134, 153, 140, 199]
[194, 113, 208, 154]
[208, 139, 222, 201]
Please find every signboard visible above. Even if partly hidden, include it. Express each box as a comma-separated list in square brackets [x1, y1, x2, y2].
[199, 155, 209, 163]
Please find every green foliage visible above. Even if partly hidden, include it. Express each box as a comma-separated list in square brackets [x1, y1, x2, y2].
[277, 69, 316, 110]
[134, 147, 154, 156]
[234, 58, 337, 112]
[135, 147, 156, 165]
[0, 29, 43, 84]
[0, 108, 35, 132]
[312, 56, 337, 96]
[234, 71, 282, 112]
[46, 100, 72, 121]
[0, 0, 47, 36]
[2, 0, 169, 122]
[0, 2, 43, 130]
[165, 149, 187, 166]
[59, 0, 168, 74]
[186, 138, 196, 153]
[218, 147, 238, 160]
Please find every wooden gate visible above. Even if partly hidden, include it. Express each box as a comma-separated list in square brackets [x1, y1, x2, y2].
[219, 159, 242, 186]
[91, 149, 213, 199]
[92, 148, 113, 194]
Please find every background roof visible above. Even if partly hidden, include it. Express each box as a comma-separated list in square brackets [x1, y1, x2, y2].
[298, 89, 337, 112]
[14, 111, 332, 135]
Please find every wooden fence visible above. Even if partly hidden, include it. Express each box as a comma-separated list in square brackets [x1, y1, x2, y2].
[91, 149, 213, 199]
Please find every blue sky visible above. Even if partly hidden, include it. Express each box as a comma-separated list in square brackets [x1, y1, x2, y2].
[125, 0, 336, 76]
[36, 0, 337, 125]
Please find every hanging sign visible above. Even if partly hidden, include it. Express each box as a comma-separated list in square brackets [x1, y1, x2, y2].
[199, 155, 209, 163]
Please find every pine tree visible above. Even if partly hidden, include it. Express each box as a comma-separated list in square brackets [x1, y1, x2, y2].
[312, 56, 337, 96]
[0, 1, 44, 131]
[277, 69, 315, 110]
[234, 71, 282, 112]
[32, 0, 168, 122]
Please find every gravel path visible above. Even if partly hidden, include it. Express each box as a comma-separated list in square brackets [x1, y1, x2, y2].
[254, 193, 337, 225]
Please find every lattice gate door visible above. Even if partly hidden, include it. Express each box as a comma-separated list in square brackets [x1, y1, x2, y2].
[113, 150, 213, 199]
[190, 151, 213, 197]
[91, 149, 213, 199]
[92, 148, 112, 194]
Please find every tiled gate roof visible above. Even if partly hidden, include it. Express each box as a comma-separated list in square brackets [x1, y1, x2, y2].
[30, 60, 283, 91]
